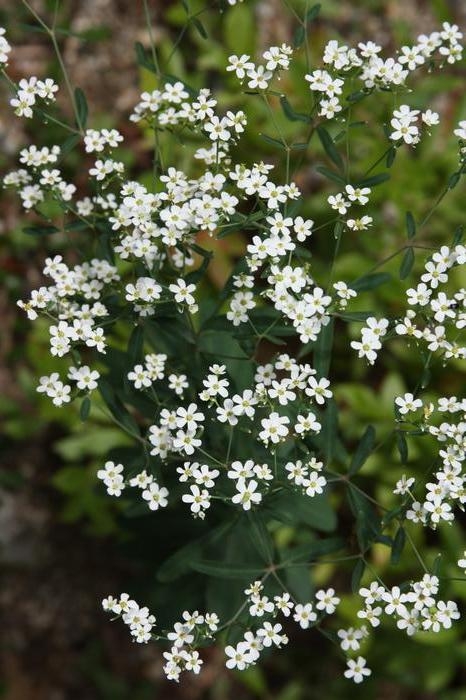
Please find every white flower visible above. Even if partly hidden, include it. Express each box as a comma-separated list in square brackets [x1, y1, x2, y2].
[293, 603, 317, 629]
[344, 656, 371, 684]
[259, 412, 290, 444]
[182, 485, 211, 516]
[225, 642, 254, 670]
[142, 482, 169, 510]
[315, 588, 340, 614]
[232, 479, 262, 510]
[395, 392, 423, 415]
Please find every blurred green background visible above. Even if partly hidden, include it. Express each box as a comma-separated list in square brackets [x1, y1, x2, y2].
[0, 0, 465, 698]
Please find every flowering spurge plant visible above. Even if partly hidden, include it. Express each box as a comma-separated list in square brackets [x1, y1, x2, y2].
[2, 0, 466, 686]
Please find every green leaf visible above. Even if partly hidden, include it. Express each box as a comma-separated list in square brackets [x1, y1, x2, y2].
[396, 431, 408, 464]
[348, 425, 376, 475]
[317, 126, 344, 170]
[320, 398, 339, 464]
[448, 171, 461, 189]
[337, 311, 374, 322]
[265, 490, 336, 532]
[99, 379, 140, 437]
[347, 486, 381, 552]
[23, 224, 60, 236]
[315, 165, 346, 185]
[80, 396, 91, 421]
[74, 87, 88, 129]
[452, 225, 464, 245]
[399, 247, 415, 280]
[314, 318, 334, 379]
[260, 133, 286, 149]
[293, 25, 305, 48]
[305, 3, 321, 21]
[350, 272, 392, 292]
[357, 172, 390, 188]
[65, 220, 89, 232]
[191, 17, 208, 39]
[346, 90, 368, 103]
[386, 146, 397, 168]
[351, 558, 365, 592]
[157, 520, 234, 582]
[391, 526, 406, 564]
[280, 95, 310, 123]
[190, 560, 265, 579]
[406, 211, 416, 239]
[60, 133, 81, 156]
[281, 537, 344, 564]
[128, 325, 144, 364]
[333, 220, 344, 241]
[247, 512, 274, 564]
[292, 3, 321, 48]
[134, 41, 157, 73]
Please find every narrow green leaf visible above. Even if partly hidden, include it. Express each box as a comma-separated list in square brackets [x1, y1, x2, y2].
[448, 171, 461, 189]
[190, 560, 265, 579]
[350, 272, 392, 292]
[337, 311, 374, 322]
[317, 126, 344, 170]
[351, 558, 365, 592]
[305, 3, 321, 21]
[281, 537, 344, 564]
[280, 95, 311, 123]
[396, 431, 408, 464]
[314, 318, 334, 379]
[99, 379, 140, 436]
[293, 3, 320, 48]
[80, 396, 91, 421]
[357, 172, 390, 188]
[157, 521, 233, 582]
[192, 17, 208, 39]
[452, 225, 464, 245]
[265, 490, 336, 532]
[346, 90, 367, 103]
[74, 87, 88, 129]
[247, 513, 274, 564]
[23, 224, 60, 236]
[134, 41, 157, 73]
[291, 142, 309, 150]
[432, 554, 442, 576]
[386, 146, 397, 168]
[293, 25, 305, 48]
[128, 325, 144, 364]
[315, 165, 346, 185]
[333, 220, 344, 241]
[260, 133, 286, 149]
[406, 211, 416, 239]
[321, 398, 338, 464]
[349, 425, 376, 476]
[60, 133, 81, 156]
[399, 247, 415, 280]
[390, 526, 406, 564]
[347, 486, 381, 552]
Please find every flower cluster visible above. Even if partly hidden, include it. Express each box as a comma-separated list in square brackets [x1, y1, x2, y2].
[102, 595, 219, 680]
[306, 24, 462, 121]
[224, 580, 340, 670]
[2, 11, 465, 689]
[226, 43, 293, 91]
[10, 75, 58, 118]
[389, 105, 440, 145]
[0, 26, 11, 64]
[97, 355, 331, 520]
